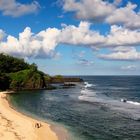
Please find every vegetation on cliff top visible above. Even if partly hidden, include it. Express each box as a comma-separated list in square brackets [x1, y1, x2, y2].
[0, 53, 47, 90]
[0, 54, 30, 73]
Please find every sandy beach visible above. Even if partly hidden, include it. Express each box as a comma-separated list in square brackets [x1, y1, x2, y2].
[0, 91, 68, 140]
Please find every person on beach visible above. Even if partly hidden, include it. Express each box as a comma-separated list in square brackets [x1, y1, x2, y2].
[35, 122, 42, 128]
[35, 123, 39, 128]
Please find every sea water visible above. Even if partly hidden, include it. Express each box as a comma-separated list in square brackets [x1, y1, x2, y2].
[9, 76, 140, 140]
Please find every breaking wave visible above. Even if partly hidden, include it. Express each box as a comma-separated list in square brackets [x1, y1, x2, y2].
[84, 82, 93, 88]
[78, 82, 140, 121]
[121, 99, 140, 106]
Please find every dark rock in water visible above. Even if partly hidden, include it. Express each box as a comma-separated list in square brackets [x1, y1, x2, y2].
[123, 99, 127, 103]
[45, 85, 57, 90]
[62, 83, 76, 88]
[121, 99, 127, 103]
[63, 78, 83, 83]
[63, 83, 76, 86]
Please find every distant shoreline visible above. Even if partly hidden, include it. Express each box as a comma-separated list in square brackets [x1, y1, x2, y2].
[0, 91, 69, 140]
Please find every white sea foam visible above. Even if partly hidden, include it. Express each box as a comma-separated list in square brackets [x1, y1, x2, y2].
[78, 94, 101, 102]
[78, 95, 88, 101]
[79, 87, 100, 102]
[121, 98, 140, 106]
[81, 89, 94, 95]
[79, 81, 103, 102]
[79, 81, 140, 120]
[127, 101, 140, 106]
[84, 82, 93, 88]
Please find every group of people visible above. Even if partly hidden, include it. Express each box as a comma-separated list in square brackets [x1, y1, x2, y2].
[35, 122, 42, 128]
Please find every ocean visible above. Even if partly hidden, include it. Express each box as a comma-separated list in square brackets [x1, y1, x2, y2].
[9, 76, 140, 140]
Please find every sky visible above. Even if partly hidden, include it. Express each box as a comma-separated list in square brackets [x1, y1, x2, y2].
[0, 0, 140, 75]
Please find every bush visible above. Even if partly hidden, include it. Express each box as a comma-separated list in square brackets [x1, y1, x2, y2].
[9, 69, 46, 90]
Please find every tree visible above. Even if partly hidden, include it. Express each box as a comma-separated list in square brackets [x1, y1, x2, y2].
[30, 63, 38, 72]
[0, 53, 30, 73]
[0, 73, 10, 90]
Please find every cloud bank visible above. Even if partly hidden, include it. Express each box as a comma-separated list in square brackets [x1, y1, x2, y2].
[0, 21, 140, 60]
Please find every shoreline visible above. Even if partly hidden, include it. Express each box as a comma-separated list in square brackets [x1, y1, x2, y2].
[0, 91, 69, 140]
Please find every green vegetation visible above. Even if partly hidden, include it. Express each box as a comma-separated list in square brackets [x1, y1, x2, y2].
[44, 74, 51, 84]
[0, 53, 29, 73]
[0, 53, 83, 91]
[9, 69, 45, 90]
[50, 75, 64, 83]
[0, 53, 46, 90]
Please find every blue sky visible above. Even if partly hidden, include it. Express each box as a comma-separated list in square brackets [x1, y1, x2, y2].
[0, 0, 140, 75]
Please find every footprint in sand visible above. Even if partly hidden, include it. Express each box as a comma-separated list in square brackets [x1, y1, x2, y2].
[0, 132, 4, 137]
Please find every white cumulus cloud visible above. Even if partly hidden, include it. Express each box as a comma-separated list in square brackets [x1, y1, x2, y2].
[104, 25, 140, 47]
[0, 27, 60, 58]
[62, 0, 140, 29]
[63, 0, 115, 22]
[106, 2, 140, 29]
[0, 0, 40, 17]
[99, 47, 140, 61]
[59, 21, 105, 46]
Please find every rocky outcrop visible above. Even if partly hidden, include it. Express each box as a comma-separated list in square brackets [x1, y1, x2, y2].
[50, 77, 83, 84]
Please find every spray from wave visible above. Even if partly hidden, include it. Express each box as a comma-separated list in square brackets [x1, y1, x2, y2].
[79, 82, 98, 101]
[127, 101, 140, 106]
[84, 82, 93, 88]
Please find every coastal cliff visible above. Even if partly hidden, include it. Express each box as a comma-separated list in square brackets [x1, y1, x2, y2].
[0, 53, 83, 91]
